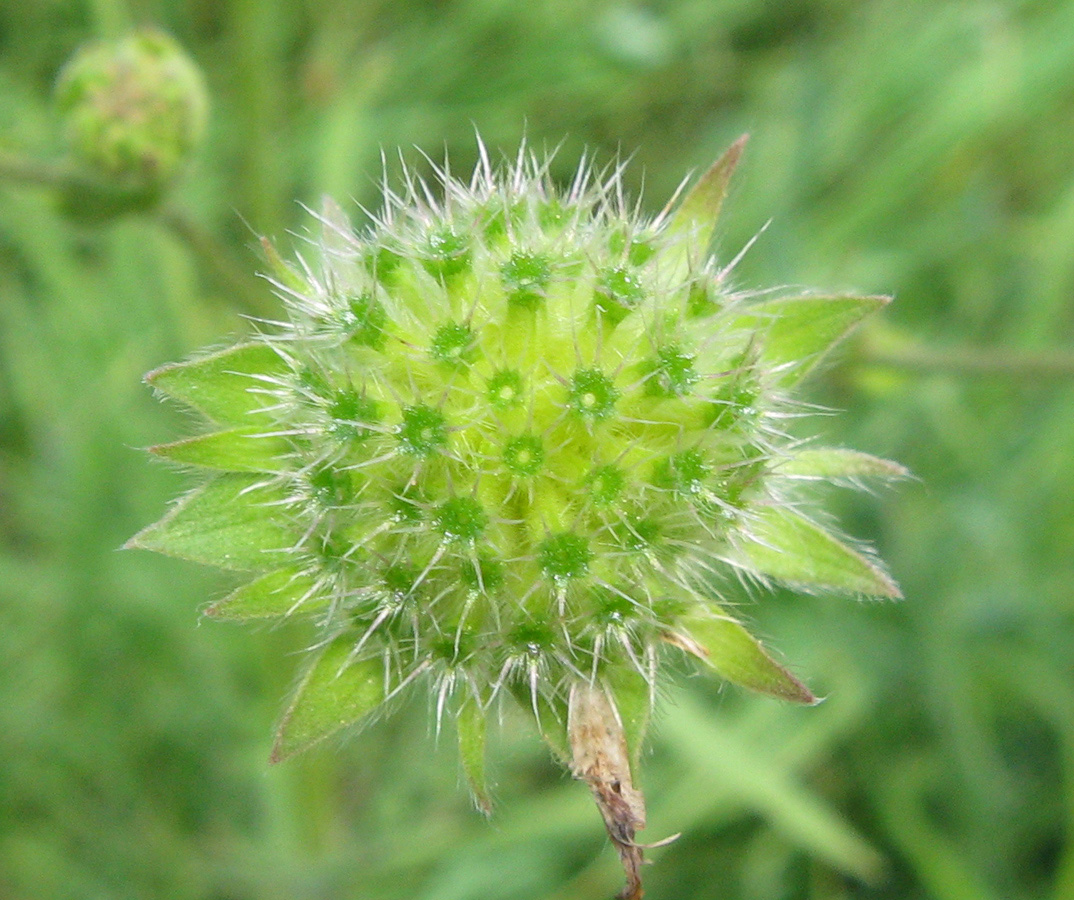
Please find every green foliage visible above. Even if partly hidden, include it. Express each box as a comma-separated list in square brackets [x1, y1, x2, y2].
[733, 294, 892, 386]
[272, 639, 387, 762]
[666, 611, 817, 705]
[2, 2, 1073, 899]
[127, 474, 293, 571]
[737, 507, 901, 598]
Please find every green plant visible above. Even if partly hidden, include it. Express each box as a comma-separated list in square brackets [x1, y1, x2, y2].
[128, 137, 901, 898]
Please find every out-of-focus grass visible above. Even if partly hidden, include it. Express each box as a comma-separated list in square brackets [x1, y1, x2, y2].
[1, 2, 1072, 898]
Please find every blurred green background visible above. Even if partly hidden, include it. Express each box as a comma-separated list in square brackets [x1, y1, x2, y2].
[2, 1, 1072, 898]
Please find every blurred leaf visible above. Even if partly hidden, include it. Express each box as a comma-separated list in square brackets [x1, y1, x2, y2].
[150, 426, 292, 472]
[734, 295, 889, 385]
[205, 567, 322, 620]
[272, 637, 386, 763]
[664, 694, 887, 883]
[666, 611, 818, 704]
[780, 448, 910, 480]
[737, 506, 901, 598]
[125, 473, 294, 571]
[146, 342, 288, 425]
[260, 236, 308, 293]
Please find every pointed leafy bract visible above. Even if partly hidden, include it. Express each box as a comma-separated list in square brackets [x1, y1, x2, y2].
[781, 448, 910, 480]
[151, 426, 293, 472]
[664, 134, 748, 258]
[205, 567, 322, 620]
[457, 698, 492, 815]
[147, 342, 288, 425]
[665, 611, 817, 704]
[271, 638, 386, 762]
[260, 236, 309, 294]
[126, 473, 294, 571]
[738, 506, 901, 598]
[603, 666, 653, 769]
[509, 682, 570, 764]
[734, 295, 889, 386]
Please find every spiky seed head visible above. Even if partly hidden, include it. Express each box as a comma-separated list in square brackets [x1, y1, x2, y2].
[131, 138, 904, 813]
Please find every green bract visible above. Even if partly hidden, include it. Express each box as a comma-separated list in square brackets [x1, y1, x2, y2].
[131, 138, 902, 842]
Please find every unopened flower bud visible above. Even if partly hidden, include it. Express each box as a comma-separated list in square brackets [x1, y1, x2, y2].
[55, 27, 208, 207]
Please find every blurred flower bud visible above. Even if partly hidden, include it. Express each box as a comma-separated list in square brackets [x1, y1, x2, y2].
[54, 27, 208, 213]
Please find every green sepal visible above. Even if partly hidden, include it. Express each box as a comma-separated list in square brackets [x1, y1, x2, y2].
[146, 342, 289, 425]
[738, 506, 901, 598]
[509, 682, 570, 764]
[271, 637, 386, 763]
[663, 134, 748, 258]
[603, 666, 654, 769]
[260, 236, 309, 294]
[205, 567, 323, 620]
[665, 611, 817, 704]
[780, 448, 909, 480]
[150, 426, 293, 472]
[735, 295, 890, 385]
[125, 473, 294, 572]
[457, 697, 492, 815]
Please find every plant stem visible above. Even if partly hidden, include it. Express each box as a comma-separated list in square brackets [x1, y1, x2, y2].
[158, 204, 269, 315]
[87, 0, 132, 38]
[861, 343, 1074, 380]
[0, 153, 76, 189]
[568, 682, 647, 900]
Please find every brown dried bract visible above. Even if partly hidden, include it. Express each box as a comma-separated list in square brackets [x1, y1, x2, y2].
[568, 681, 648, 900]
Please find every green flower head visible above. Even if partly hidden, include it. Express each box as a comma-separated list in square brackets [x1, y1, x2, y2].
[130, 136, 902, 895]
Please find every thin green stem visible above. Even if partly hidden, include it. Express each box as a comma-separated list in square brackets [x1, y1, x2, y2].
[861, 343, 1074, 380]
[1, 152, 265, 314]
[158, 204, 269, 315]
[87, 0, 132, 38]
[0, 153, 77, 189]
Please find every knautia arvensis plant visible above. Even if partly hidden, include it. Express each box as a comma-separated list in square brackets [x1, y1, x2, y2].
[130, 137, 903, 898]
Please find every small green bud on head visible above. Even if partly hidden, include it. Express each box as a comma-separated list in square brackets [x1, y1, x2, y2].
[502, 251, 551, 310]
[397, 404, 448, 457]
[595, 266, 645, 325]
[538, 532, 592, 581]
[585, 464, 626, 505]
[431, 322, 477, 365]
[487, 370, 524, 410]
[435, 496, 487, 543]
[503, 434, 544, 477]
[567, 368, 618, 420]
[422, 227, 471, 280]
[343, 293, 387, 348]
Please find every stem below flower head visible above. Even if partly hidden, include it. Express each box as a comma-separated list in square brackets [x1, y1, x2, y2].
[568, 681, 647, 900]
[0, 152, 78, 189]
